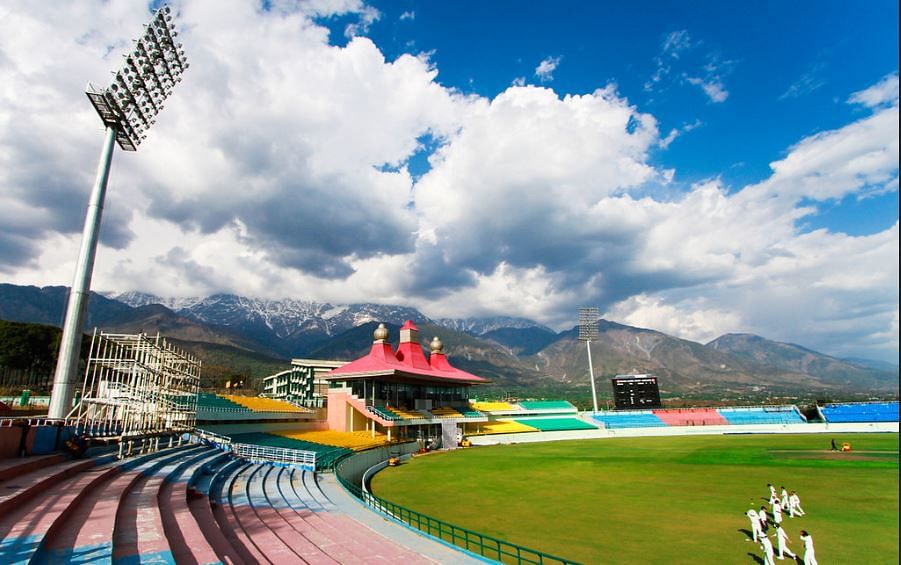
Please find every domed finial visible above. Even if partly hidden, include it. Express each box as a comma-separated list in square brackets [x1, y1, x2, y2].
[373, 323, 389, 342]
[430, 336, 444, 353]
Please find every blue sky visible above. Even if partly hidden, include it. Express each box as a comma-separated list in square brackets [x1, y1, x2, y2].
[341, 0, 899, 232]
[0, 0, 898, 362]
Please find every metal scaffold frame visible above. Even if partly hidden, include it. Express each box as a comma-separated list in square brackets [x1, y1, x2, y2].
[71, 331, 201, 441]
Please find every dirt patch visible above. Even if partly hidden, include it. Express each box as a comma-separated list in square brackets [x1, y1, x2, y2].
[769, 449, 899, 462]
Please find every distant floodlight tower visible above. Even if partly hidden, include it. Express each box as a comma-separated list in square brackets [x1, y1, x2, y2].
[47, 6, 189, 420]
[579, 307, 600, 413]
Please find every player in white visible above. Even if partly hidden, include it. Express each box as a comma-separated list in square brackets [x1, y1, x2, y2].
[780, 485, 789, 508]
[800, 530, 817, 564]
[768, 483, 777, 504]
[789, 490, 806, 516]
[771, 498, 783, 526]
[760, 532, 776, 565]
[774, 523, 797, 560]
[747, 507, 763, 542]
[758, 506, 769, 532]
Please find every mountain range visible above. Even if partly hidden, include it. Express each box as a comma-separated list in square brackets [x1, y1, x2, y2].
[0, 283, 897, 396]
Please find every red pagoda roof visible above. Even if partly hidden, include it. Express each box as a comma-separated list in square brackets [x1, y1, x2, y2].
[326, 321, 488, 384]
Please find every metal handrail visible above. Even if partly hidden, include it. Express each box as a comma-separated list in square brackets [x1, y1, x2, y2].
[232, 442, 316, 471]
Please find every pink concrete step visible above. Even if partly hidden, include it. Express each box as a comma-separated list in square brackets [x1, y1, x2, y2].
[112, 446, 207, 564]
[247, 465, 338, 564]
[280, 468, 428, 563]
[267, 466, 362, 563]
[40, 445, 200, 563]
[229, 464, 304, 564]
[188, 455, 248, 565]
[0, 458, 119, 563]
[0, 456, 97, 514]
[210, 461, 268, 564]
[160, 449, 232, 565]
[0, 453, 65, 481]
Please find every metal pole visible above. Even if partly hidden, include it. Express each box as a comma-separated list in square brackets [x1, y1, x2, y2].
[587, 340, 599, 414]
[47, 126, 117, 419]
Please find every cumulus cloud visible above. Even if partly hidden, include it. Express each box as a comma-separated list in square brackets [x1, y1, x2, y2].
[848, 72, 899, 108]
[534, 56, 561, 82]
[0, 1, 897, 363]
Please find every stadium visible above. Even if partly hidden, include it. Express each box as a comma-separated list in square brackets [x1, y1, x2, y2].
[1, 3, 898, 564]
[1, 321, 897, 564]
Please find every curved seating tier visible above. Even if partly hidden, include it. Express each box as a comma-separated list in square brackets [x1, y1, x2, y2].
[222, 394, 311, 413]
[387, 406, 428, 420]
[513, 417, 598, 431]
[470, 401, 518, 412]
[819, 402, 899, 423]
[470, 421, 538, 435]
[591, 411, 667, 429]
[653, 408, 727, 427]
[718, 406, 806, 425]
[197, 392, 245, 411]
[273, 429, 390, 451]
[517, 400, 577, 412]
[0, 434, 436, 564]
[430, 406, 464, 419]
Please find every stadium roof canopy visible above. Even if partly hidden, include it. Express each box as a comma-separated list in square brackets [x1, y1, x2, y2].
[325, 320, 489, 385]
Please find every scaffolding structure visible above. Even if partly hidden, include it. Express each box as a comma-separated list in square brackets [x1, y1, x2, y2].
[71, 331, 200, 442]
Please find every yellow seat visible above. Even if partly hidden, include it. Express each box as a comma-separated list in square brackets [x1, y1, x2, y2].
[469, 420, 538, 435]
[221, 394, 310, 413]
[471, 401, 516, 412]
[273, 430, 390, 451]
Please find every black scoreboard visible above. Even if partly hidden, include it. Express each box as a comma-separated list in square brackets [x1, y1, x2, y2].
[611, 374, 661, 409]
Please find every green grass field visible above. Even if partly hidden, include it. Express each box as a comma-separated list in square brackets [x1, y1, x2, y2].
[370, 433, 899, 564]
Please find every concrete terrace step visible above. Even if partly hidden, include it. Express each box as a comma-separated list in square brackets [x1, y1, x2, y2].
[0, 456, 98, 515]
[159, 448, 229, 565]
[112, 444, 207, 564]
[274, 467, 411, 563]
[210, 460, 267, 565]
[229, 464, 305, 564]
[38, 445, 201, 564]
[187, 454, 246, 565]
[0, 454, 66, 482]
[266, 467, 358, 563]
[248, 465, 337, 564]
[0, 446, 189, 564]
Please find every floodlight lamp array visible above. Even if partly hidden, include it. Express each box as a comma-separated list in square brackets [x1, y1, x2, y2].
[578, 307, 599, 341]
[86, 5, 188, 151]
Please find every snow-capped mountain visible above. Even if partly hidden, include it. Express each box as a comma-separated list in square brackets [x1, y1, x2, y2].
[434, 316, 552, 335]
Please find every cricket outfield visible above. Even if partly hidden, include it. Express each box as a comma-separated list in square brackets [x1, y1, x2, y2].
[370, 433, 899, 564]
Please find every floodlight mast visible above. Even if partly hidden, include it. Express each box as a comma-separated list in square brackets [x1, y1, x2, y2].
[578, 307, 600, 413]
[47, 6, 188, 420]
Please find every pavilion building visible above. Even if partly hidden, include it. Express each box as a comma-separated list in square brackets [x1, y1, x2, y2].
[325, 321, 489, 443]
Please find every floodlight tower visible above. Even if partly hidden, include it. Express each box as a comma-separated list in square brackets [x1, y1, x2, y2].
[579, 307, 600, 413]
[47, 6, 189, 419]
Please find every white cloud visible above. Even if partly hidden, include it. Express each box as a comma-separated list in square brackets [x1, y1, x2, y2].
[750, 103, 899, 202]
[686, 76, 729, 103]
[399, 10, 415, 21]
[534, 56, 561, 82]
[848, 72, 899, 108]
[344, 4, 380, 38]
[658, 119, 702, 149]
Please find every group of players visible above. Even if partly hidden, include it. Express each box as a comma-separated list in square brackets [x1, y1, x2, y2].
[745, 483, 816, 564]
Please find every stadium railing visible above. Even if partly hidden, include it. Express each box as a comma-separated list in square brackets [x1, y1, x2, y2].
[191, 427, 318, 471]
[336, 452, 581, 565]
